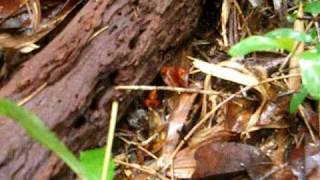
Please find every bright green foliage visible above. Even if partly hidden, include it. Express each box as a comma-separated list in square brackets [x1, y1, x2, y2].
[228, 29, 312, 57]
[289, 87, 308, 113]
[300, 51, 320, 99]
[0, 99, 91, 180]
[265, 28, 312, 43]
[287, 13, 297, 23]
[228, 36, 290, 57]
[0, 99, 115, 180]
[309, 28, 318, 41]
[316, 44, 320, 52]
[305, 1, 320, 14]
[228, 27, 320, 112]
[80, 148, 115, 180]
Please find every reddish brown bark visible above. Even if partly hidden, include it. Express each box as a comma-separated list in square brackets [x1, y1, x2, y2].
[0, 0, 202, 179]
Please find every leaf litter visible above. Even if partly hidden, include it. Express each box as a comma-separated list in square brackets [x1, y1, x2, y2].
[2, 0, 320, 180]
[112, 1, 320, 179]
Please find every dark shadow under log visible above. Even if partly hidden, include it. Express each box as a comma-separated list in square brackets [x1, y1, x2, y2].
[0, 0, 202, 179]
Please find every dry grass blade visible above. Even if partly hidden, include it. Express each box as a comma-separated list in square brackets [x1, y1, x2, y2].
[115, 85, 231, 96]
[118, 137, 158, 160]
[192, 57, 260, 87]
[221, 0, 230, 46]
[26, 0, 41, 32]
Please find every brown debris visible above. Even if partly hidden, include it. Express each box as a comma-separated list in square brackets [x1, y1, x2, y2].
[0, 0, 202, 178]
[1, 1, 319, 180]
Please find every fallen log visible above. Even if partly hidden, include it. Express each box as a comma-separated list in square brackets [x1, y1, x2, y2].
[0, 0, 202, 179]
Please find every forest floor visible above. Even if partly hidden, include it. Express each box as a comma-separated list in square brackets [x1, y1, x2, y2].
[1, 0, 320, 179]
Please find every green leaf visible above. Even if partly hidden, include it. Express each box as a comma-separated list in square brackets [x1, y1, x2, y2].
[300, 51, 320, 99]
[0, 99, 92, 180]
[287, 13, 297, 23]
[316, 44, 320, 52]
[305, 1, 320, 14]
[265, 28, 313, 43]
[80, 148, 115, 180]
[289, 87, 308, 113]
[228, 36, 292, 57]
[308, 28, 318, 41]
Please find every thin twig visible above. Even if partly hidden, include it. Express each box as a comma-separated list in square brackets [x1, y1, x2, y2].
[114, 159, 169, 180]
[18, 83, 47, 106]
[166, 73, 301, 169]
[288, 3, 304, 91]
[231, 0, 251, 35]
[89, 25, 109, 42]
[101, 101, 119, 180]
[298, 105, 317, 144]
[118, 136, 159, 160]
[115, 85, 231, 96]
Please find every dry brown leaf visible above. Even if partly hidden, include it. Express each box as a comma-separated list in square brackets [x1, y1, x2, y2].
[189, 125, 235, 147]
[192, 142, 273, 179]
[192, 58, 260, 87]
[171, 146, 197, 179]
[172, 128, 235, 179]
[158, 93, 197, 168]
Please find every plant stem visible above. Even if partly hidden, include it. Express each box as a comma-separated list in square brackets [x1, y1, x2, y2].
[101, 101, 119, 180]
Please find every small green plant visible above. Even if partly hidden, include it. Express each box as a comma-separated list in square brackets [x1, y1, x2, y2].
[0, 99, 114, 180]
[80, 148, 115, 180]
[228, 27, 318, 112]
[230, 1, 320, 113]
[304, 1, 320, 14]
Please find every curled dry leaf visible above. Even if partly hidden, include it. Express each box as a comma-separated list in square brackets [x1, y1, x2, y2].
[192, 58, 260, 87]
[172, 128, 236, 179]
[171, 145, 197, 179]
[158, 93, 197, 168]
[188, 125, 236, 147]
[192, 142, 273, 179]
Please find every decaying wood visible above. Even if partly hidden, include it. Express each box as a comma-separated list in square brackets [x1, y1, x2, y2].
[0, 0, 202, 179]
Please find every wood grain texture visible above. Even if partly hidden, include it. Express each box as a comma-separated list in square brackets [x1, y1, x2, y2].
[0, 0, 202, 179]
